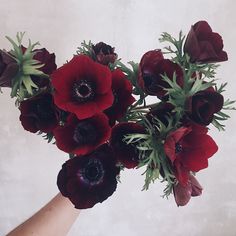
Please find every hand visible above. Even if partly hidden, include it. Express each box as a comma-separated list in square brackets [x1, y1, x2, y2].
[6, 193, 80, 236]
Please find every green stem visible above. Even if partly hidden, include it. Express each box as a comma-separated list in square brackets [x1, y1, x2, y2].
[130, 109, 149, 113]
[132, 102, 159, 110]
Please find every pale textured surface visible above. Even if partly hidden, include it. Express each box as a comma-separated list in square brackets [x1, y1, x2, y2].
[0, 0, 236, 235]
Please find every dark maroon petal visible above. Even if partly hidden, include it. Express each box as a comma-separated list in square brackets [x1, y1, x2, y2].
[140, 50, 164, 74]
[57, 144, 120, 209]
[211, 32, 224, 52]
[173, 181, 192, 206]
[33, 48, 57, 75]
[57, 163, 70, 197]
[138, 52, 183, 98]
[189, 175, 203, 197]
[92, 42, 118, 65]
[173, 159, 190, 186]
[54, 124, 78, 153]
[105, 69, 135, 124]
[184, 27, 201, 62]
[184, 21, 228, 63]
[193, 21, 212, 40]
[173, 174, 203, 206]
[110, 122, 145, 168]
[19, 115, 39, 133]
[19, 93, 58, 133]
[0, 50, 19, 88]
[146, 102, 175, 127]
[186, 91, 224, 125]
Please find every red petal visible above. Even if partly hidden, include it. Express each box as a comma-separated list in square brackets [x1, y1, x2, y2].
[181, 150, 209, 172]
[93, 62, 112, 94]
[96, 90, 114, 111]
[54, 125, 78, 153]
[211, 32, 224, 52]
[189, 175, 203, 197]
[67, 102, 100, 120]
[173, 182, 192, 206]
[164, 137, 176, 163]
[193, 21, 212, 40]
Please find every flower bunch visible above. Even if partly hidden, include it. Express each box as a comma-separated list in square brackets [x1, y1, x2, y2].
[1, 21, 234, 209]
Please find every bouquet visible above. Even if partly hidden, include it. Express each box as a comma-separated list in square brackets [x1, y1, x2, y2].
[0, 21, 234, 209]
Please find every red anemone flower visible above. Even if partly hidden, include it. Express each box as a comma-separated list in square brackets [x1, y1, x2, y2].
[138, 50, 183, 99]
[146, 102, 175, 127]
[51, 55, 114, 120]
[105, 69, 135, 126]
[57, 144, 120, 209]
[54, 113, 111, 156]
[164, 124, 218, 185]
[110, 122, 146, 168]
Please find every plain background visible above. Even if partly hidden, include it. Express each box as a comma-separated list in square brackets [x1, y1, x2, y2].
[0, 0, 236, 235]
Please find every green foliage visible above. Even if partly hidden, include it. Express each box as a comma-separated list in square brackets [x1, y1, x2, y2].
[38, 131, 55, 144]
[76, 40, 95, 59]
[212, 99, 236, 131]
[122, 29, 234, 198]
[6, 32, 48, 102]
[159, 31, 185, 64]
[69, 153, 76, 159]
[123, 117, 175, 197]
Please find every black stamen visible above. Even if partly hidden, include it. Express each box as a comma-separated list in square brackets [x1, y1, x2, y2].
[79, 159, 105, 185]
[72, 80, 95, 102]
[175, 143, 183, 154]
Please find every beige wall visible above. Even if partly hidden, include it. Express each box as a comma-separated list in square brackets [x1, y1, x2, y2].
[0, 0, 236, 235]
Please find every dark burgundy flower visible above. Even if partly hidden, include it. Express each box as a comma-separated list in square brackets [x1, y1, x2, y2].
[184, 21, 228, 63]
[57, 144, 120, 209]
[186, 90, 224, 125]
[31, 48, 57, 88]
[105, 69, 135, 126]
[92, 42, 118, 65]
[0, 50, 18, 87]
[110, 122, 146, 168]
[33, 48, 57, 75]
[164, 124, 218, 185]
[52, 55, 114, 120]
[54, 113, 111, 155]
[138, 50, 184, 98]
[146, 102, 175, 127]
[21, 46, 57, 88]
[173, 174, 203, 206]
[19, 93, 58, 133]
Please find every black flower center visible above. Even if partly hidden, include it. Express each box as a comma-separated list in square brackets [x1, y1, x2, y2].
[80, 159, 105, 185]
[73, 121, 98, 145]
[72, 80, 95, 102]
[175, 143, 183, 154]
[36, 100, 55, 120]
